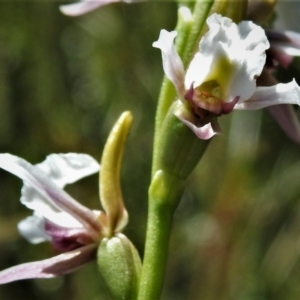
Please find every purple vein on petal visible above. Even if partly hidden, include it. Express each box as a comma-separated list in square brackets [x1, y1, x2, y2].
[0, 244, 97, 284]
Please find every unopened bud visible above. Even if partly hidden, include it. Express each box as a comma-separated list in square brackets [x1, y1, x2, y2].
[97, 233, 142, 300]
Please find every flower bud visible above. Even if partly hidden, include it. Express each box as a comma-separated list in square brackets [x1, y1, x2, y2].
[97, 233, 141, 300]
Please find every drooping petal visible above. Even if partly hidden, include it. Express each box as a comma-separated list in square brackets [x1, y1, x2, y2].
[234, 80, 300, 110]
[178, 118, 218, 140]
[185, 14, 269, 103]
[0, 154, 101, 237]
[35, 153, 100, 189]
[267, 104, 300, 144]
[174, 101, 218, 140]
[153, 30, 185, 98]
[0, 244, 97, 284]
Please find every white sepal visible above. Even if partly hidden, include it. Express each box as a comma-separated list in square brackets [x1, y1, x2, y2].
[235, 80, 300, 110]
[153, 30, 185, 98]
[35, 153, 99, 188]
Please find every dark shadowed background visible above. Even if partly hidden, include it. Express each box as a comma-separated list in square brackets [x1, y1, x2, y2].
[1, 1, 300, 299]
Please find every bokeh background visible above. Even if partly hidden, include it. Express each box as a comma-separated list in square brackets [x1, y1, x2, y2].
[0, 1, 300, 299]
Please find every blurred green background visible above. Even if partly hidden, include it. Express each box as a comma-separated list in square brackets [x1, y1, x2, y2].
[1, 1, 300, 299]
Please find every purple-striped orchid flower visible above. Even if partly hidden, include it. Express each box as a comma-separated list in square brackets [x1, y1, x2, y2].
[153, 13, 300, 140]
[60, 0, 140, 16]
[0, 153, 127, 284]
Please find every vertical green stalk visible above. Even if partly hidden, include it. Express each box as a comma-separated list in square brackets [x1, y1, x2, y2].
[140, 0, 248, 299]
[138, 171, 184, 300]
[138, 108, 209, 300]
[137, 200, 174, 300]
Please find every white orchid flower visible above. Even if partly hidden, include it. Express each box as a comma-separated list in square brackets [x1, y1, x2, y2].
[153, 13, 300, 140]
[0, 153, 127, 283]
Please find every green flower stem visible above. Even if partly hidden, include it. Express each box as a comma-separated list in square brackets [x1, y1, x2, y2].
[137, 200, 174, 300]
[137, 171, 185, 300]
[139, 108, 209, 299]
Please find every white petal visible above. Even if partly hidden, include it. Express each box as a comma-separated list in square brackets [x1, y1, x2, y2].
[185, 14, 269, 103]
[35, 153, 100, 188]
[0, 154, 101, 235]
[153, 30, 185, 98]
[18, 215, 51, 244]
[234, 79, 300, 110]
[20, 182, 82, 228]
